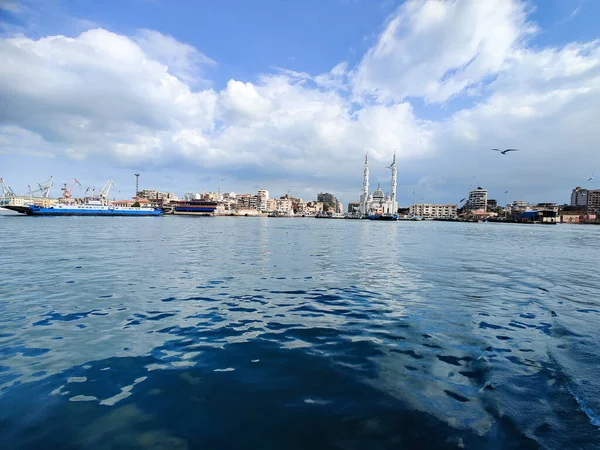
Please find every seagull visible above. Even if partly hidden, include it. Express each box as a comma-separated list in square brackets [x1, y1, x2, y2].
[459, 198, 466, 203]
[587, 174, 594, 182]
[491, 148, 519, 154]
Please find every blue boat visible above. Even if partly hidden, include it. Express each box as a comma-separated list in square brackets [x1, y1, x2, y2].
[368, 213, 398, 221]
[21, 201, 163, 216]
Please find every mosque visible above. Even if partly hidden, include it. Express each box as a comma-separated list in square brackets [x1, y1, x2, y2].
[358, 152, 398, 217]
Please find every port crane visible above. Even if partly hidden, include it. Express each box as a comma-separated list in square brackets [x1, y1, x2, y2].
[61, 178, 81, 199]
[27, 176, 54, 198]
[0, 178, 16, 197]
[99, 179, 115, 202]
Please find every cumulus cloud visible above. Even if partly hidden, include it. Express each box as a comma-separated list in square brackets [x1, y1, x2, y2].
[0, 0, 599, 205]
[0, 27, 430, 182]
[352, 0, 535, 103]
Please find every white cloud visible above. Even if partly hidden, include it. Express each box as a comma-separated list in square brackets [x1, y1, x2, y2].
[352, 0, 536, 103]
[134, 29, 215, 85]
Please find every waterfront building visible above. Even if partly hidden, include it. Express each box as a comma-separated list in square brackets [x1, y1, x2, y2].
[347, 201, 360, 215]
[113, 199, 150, 207]
[257, 189, 269, 211]
[266, 198, 277, 212]
[236, 194, 257, 210]
[409, 203, 457, 219]
[586, 189, 600, 215]
[358, 153, 398, 217]
[138, 189, 178, 202]
[318, 192, 340, 214]
[486, 199, 497, 210]
[467, 187, 487, 211]
[559, 205, 586, 223]
[571, 187, 588, 207]
[317, 192, 336, 206]
[534, 203, 559, 213]
[275, 198, 293, 215]
[305, 201, 323, 215]
[511, 200, 529, 212]
[294, 199, 307, 214]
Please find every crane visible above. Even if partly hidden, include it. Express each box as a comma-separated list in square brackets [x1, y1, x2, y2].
[0, 178, 16, 197]
[99, 179, 115, 202]
[37, 176, 54, 198]
[61, 178, 81, 199]
[26, 176, 54, 198]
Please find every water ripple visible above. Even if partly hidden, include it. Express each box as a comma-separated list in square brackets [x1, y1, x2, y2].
[0, 218, 599, 448]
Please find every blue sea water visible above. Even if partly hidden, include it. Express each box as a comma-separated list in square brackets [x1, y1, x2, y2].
[0, 216, 599, 449]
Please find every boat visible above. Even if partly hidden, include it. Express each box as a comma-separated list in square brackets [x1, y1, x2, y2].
[164, 199, 217, 215]
[368, 213, 398, 221]
[9, 199, 163, 216]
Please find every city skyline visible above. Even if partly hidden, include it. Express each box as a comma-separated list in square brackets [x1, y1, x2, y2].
[1, 0, 600, 207]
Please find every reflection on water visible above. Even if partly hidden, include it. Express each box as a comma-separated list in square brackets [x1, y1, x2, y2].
[0, 217, 599, 449]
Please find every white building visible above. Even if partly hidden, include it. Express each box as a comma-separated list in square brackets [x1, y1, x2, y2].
[359, 153, 398, 217]
[276, 198, 293, 215]
[257, 189, 269, 211]
[410, 203, 457, 219]
[467, 187, 488, 211]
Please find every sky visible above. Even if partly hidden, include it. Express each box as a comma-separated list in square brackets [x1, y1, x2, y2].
[1, 0, 599, 206]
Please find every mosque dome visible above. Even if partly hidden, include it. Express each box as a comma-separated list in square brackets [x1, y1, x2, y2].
[373, 187, 384, 199]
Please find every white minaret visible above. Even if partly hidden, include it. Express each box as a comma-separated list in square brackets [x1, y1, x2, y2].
[360, 152, 369, 216]
[390, 152, 397, 212]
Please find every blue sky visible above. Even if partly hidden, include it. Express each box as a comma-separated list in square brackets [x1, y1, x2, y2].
[1, 0, 599, 206]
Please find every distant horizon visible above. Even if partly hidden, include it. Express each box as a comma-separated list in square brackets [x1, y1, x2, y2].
[1, 0, 599, 208]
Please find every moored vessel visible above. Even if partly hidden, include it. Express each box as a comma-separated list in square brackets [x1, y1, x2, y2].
[163, 199, 217, 215]
[368, 213, 398, 221]
[14, 200, 163, 216]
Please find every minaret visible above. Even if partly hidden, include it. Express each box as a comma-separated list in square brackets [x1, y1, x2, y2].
[361, 152, 369, 215]
[390, 152, 397, 211]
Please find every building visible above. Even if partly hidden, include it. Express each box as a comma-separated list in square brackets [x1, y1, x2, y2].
[486, 199, 497, 210]
[571, 187, 588, 207]
[266, 198, 277, 212]
[358, 153, 398, 217]
[511, 200, 529, 212]
[347, 201, 360, 215]
[257, 189, 269, 211]
[305, 201, 323, 215]
[317, 192, 337, 209]
[236, 194, 258, 210]
[467, 187, 487, 211]
[409, 203, 457, 219]
[138, 189, 178, 202]
[586, 190, 600, 215]
[533, 203, 558, 213]
[113, 199, 150, 207]
[516, 210, 557, 224]
[275, 198, 293, 215]
[569, 187, 600, 214]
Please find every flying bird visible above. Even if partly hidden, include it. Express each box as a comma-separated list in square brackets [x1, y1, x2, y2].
[587, 174, 594, 182]
[491, 148, 519, 154]
[459, 198, 466, 203]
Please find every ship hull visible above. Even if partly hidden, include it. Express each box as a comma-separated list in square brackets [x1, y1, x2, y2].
[24, 205, 162, 216]
[368, 214, 398, 221]
[164, 200, 217, 215]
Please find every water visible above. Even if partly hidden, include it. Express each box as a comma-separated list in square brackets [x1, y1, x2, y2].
[1, 216, 599, 449]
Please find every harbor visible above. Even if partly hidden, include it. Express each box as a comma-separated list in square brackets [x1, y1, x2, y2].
[2, 154, 599, 223]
